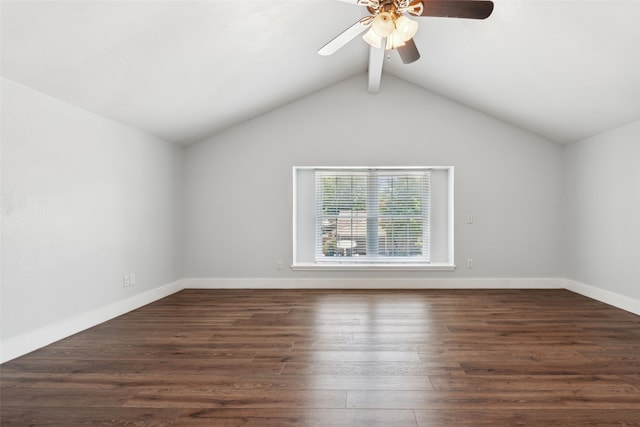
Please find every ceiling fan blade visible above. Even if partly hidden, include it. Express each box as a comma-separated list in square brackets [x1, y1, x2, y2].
[368, 43, 385, 93]
[336, 0, 372, 5]
[411, 0, 494, 20]
[318, 17, 372, 56]
[397, 38, 420, 64]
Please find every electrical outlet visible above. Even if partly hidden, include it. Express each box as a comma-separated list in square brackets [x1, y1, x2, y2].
[123, 275, 131, 287]
[467, 258, 473, 268]
[467, 215, 474, 224]
[129, 273, 136, 285]
[276, 260, 284, 270]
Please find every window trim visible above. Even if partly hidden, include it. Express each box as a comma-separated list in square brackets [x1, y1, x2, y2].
[290, 262, 456, 271]
[292, 166, 455, 271]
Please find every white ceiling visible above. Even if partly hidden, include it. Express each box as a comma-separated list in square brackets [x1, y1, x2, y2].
[2, 0, 640, 145]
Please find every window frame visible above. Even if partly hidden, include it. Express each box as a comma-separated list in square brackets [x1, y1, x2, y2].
[314, 168, 431, 264]
[292, 166, 456, 271]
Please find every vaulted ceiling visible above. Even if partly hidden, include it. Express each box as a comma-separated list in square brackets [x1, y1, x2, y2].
[2, 0, 639, 145]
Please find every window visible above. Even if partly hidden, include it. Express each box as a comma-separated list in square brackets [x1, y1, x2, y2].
[293, 166, 455, 270]
[315, 169, 430, 264]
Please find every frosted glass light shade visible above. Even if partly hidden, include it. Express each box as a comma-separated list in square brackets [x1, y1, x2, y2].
[395, 16, 418, 41]
[386, 30, 407, 49]
[363, 27, 383, 48]
[371, 12, 395, 37]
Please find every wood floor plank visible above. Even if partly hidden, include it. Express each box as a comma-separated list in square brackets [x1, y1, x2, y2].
[348, 388, 640, 410]
[414, 409, 640, 426]
[0, 386, 136, 407]
[2, 288, 639, 426]
[124, 389, 347, 409]
[428, 374, 639, 393]
[254, 350, 422, 363]
[291, 340, 425, 351]
[1, 372, 433, 391]
[458, 359, 640, 375]
[1, 358, 285, 376]
[19, 345, 257, 361]
[0, 406, 182, 426]
[174, 408, 418, 427]
[347, 389, 574, 410]
[281, 360, 464, 376]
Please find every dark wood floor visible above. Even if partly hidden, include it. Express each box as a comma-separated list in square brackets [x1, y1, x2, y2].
[2, 289, 640, 426]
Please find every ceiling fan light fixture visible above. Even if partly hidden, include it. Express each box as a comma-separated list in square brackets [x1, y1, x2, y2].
[371, 12, 395, 37]
[362, 27, 383, 48]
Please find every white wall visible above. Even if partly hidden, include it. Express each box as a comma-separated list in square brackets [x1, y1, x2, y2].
[1, 79, 184, 351]
[184, 74, 564, 280]
[564, 120, 640, 301]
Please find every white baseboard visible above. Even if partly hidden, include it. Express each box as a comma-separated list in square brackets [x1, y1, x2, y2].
[183, 277, 564, 290]
[564, 279, 640, 316]
[0, 280, 184, 363]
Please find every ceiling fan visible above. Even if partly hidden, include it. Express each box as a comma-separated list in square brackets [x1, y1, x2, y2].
[318, 0, 494, 92]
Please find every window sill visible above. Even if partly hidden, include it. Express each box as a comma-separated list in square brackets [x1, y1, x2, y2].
[290, 263, 456, 271]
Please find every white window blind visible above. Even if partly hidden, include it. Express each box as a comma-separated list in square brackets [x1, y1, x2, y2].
[315, 168, 430, 264]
